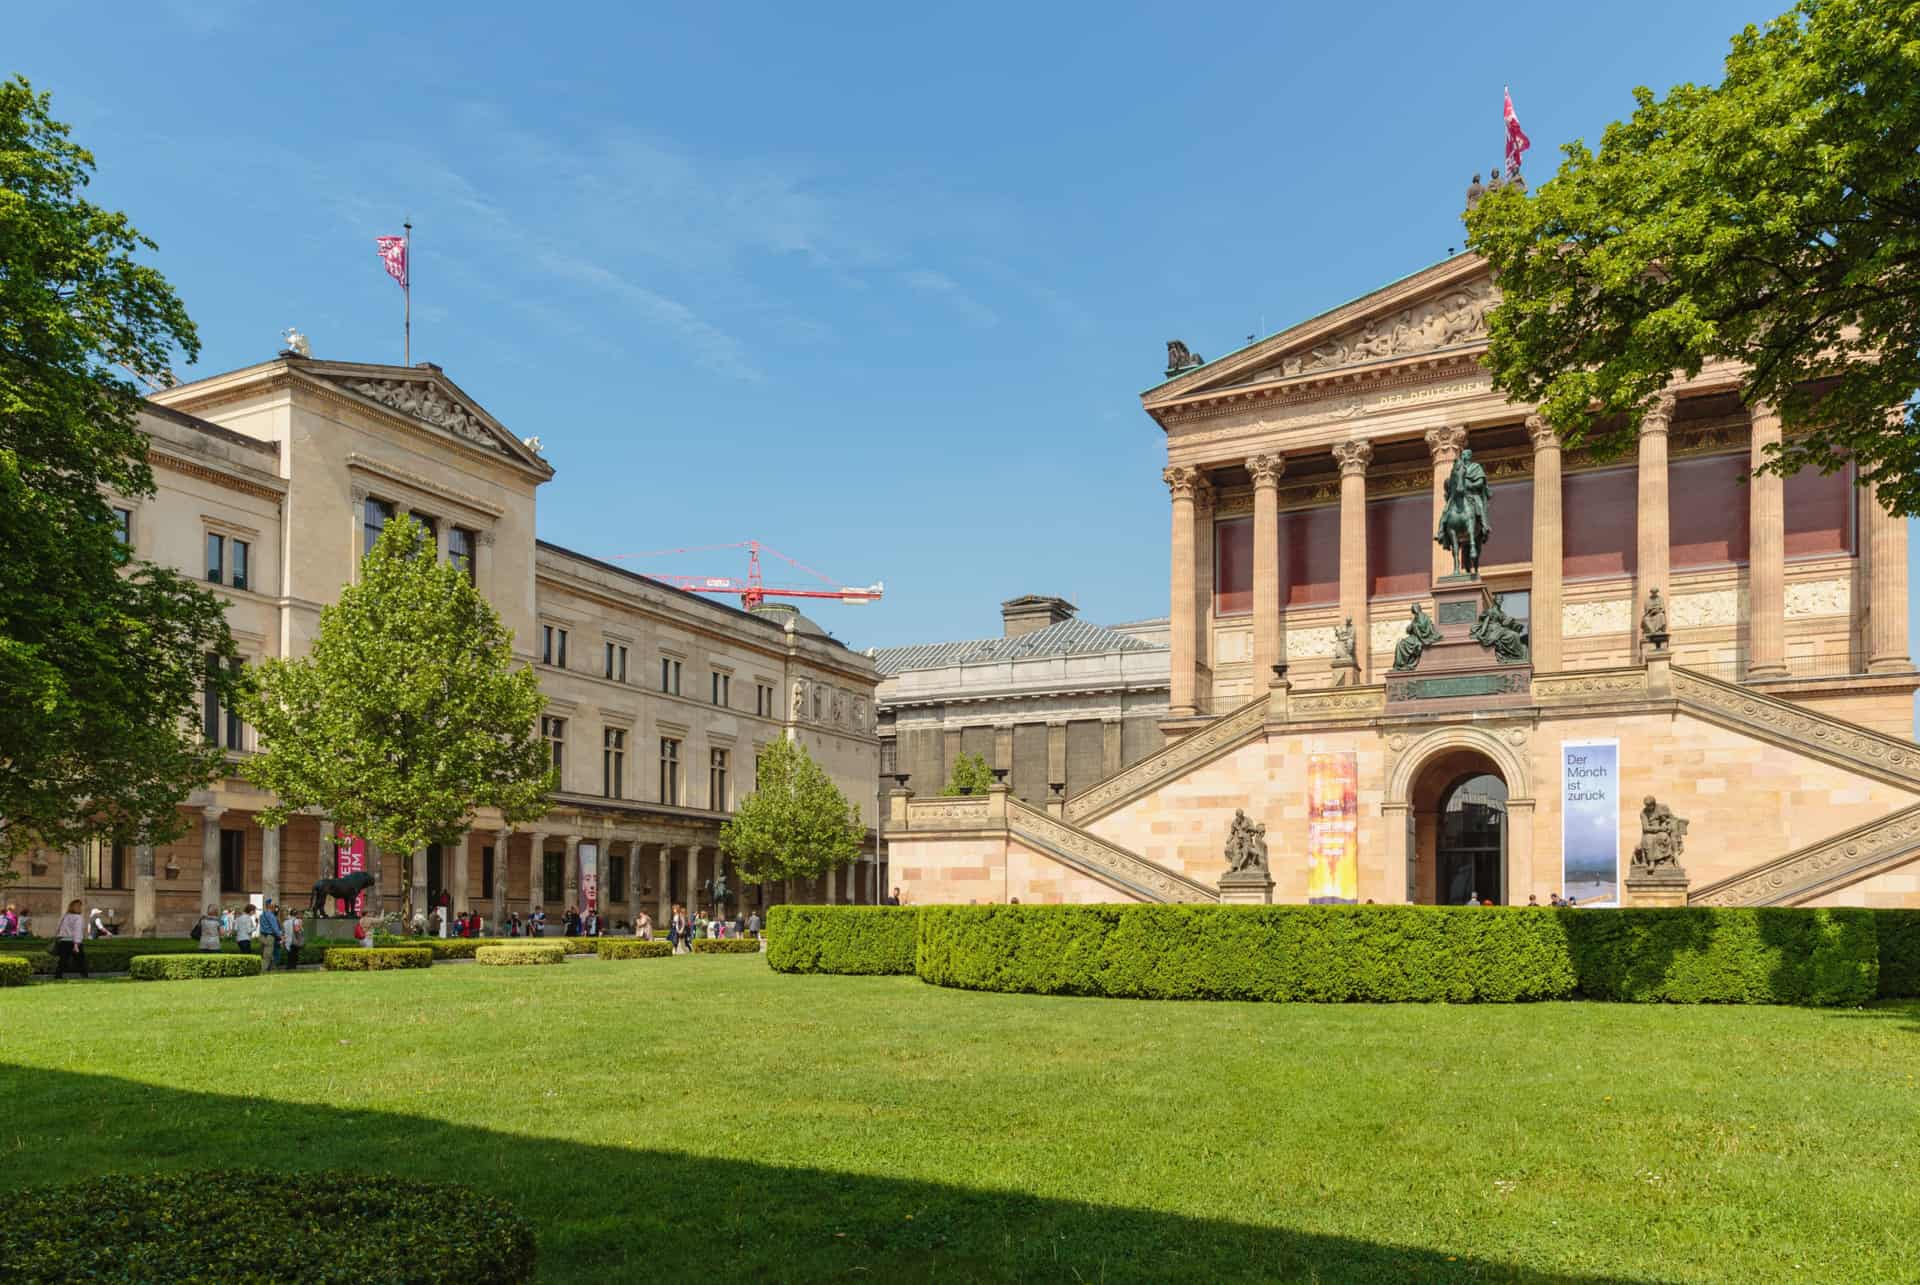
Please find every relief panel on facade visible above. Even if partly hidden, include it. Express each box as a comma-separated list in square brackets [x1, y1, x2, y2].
[1288, 626, 1337, 659]
[1235, 281, 1496, 385]
[1786, 578, 1851, 619]
[1562, 599, 1632, 638]
[1670, 589, 1739, 629]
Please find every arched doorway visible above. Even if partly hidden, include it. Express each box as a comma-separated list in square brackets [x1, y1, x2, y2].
[1436, 772, 1507, 905]
[1403, 747, 1508, 904]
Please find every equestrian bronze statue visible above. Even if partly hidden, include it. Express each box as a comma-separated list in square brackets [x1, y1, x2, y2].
[1435, 448, 1492, 578]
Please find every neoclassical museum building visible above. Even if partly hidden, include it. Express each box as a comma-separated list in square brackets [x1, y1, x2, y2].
[13, 351, 882, 934]
[889, 254, 1920, 909]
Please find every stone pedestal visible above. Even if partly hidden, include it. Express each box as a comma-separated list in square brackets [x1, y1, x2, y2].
[1218, 869, 1275, 905]
[1625, 869, 1690, 907]
[1384, 579, 1532, 711]
[308, 917, 363, 940]
[1331, 659, 1361, 688]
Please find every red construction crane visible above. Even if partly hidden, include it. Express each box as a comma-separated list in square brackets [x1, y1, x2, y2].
[607, 540, 883, 611]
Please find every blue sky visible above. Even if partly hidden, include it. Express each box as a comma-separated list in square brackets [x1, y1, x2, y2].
[15, 0, 1905, 652]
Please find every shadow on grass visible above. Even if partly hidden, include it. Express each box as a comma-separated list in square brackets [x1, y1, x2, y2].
[0, 1064, 1650, 1285]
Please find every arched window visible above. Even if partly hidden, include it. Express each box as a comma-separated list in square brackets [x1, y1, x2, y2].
[1438, 772, 1507, 905]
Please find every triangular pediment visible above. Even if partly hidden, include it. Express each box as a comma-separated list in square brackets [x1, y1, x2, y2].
[306, 361, 554, 477]
[1146, 256, 1497, 411]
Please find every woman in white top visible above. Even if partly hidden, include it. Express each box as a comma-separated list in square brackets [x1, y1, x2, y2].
[52, 899, 88, 979]
[232, 905, 257, 954]
[196, 904, 224, 952]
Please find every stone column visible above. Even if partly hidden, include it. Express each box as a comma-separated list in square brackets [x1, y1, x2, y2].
[451, 832, 469, 912]
[687, 844, 703, 910]
[1247, 452, 1286, 678]
[1505, 799, 1536, 905]
[657, 844, 671, 921]
[494, 828, 512, 925]
[1425, 426, 1467, 584]
[1163, 465, 1212, 717]
[629, 840, 645, 911]
[1527, 415, 1564, 671]
[1866, 471, 1911, 673]
[199, 805, 224, 911]
[1101, 719, 1123, 777]
[260, 822, 281, 907]
[1748, 403, 1788, 678]
[1045, 722, 1067, 792]
[992, 726, 1013, 777]
[827, 863, 838, 905]
[132, 843, 157, 936]
[563, 835, 581, 909]
[410, 847, 428, 916]
[61, 843, 85, 913]
[1333, 440, 1373, 682]
[527, 833, 548, 913]
[1383, 802, 1410, 904]
[1636, 393, 1674, 661]
[317, 819, 336, 877]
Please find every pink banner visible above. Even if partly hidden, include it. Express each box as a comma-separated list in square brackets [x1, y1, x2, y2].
[335, 835, 368, 914]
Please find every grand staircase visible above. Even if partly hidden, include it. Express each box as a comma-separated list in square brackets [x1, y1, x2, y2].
[903, 664, 1920, 906]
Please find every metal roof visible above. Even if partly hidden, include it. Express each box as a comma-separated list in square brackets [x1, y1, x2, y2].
[869, 617, 1164, 677]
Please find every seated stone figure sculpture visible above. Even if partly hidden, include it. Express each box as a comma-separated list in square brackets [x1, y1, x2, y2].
[1391, 604, 1443, 672]
[1469, 594, 1530, 663]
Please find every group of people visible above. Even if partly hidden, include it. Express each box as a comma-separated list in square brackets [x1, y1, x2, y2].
[191, 899, 306, 971]
[0, 903, 34, 937]
[660, 904, 762, 952]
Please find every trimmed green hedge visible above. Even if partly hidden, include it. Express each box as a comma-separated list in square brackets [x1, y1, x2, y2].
[0, 1169, 533, 1283]
[129, 953, 262, 981]
[598, 938, 672, 959]
[0, 956, 32, 986]
[477, 943, 565, 966]
[373, 934, 600, 958]
[324, 946, 432, 971]
[691, 937, 761, 954]
[1, 937, 240, 976]
[1874, 909, 1920, 997]
[763, 905, 1882, 1006]
[767, 905, 917, 975]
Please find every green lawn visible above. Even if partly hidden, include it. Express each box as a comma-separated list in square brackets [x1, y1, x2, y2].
[3, 957, 1915, 1282]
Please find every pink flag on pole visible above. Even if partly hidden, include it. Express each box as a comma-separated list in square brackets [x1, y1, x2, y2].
[375, 234, 409, 288]
[1503, 88, 1531, 176]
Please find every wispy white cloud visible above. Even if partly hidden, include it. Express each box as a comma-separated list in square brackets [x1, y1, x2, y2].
[535, 252, 762, 383]
[900, 268, 998, 328]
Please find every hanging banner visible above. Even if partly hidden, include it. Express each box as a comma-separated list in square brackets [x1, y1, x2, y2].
[1306, 751, 1359, 904]
[578, 841, 600, 913]
[334, 834, 369, 914]
[1561, 739, 1620, 906]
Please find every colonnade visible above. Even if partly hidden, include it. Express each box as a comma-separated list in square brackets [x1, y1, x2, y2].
[1163, 400, 1910, 708]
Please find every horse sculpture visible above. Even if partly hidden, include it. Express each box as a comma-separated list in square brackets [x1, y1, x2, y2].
[309, 870, 378, 917]
[1435, 448, 1492, 578]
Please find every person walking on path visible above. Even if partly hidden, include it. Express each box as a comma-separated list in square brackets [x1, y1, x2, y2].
[285, 909, 305, 968]
[233, 904, 257, 956]
[52, 899, 88, 978]
[747, 910, 762, 940]
[195, 904, 223, 952]
[257, 900, 282, 972]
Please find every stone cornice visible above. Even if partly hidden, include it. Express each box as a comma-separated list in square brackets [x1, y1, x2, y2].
[148, 449, 285, 504]
[344, 453, 506, 522]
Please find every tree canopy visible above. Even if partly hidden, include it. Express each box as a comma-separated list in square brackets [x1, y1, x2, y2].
[0, 76, 239, 868]
[238, 515, 554, 861]
[1466, 0, 1920, 510]
[718, 737, 864, 885]
[941, 751, 997, 797]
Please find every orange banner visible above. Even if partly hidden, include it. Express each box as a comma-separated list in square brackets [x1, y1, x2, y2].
[1306, 751, 1358, 904]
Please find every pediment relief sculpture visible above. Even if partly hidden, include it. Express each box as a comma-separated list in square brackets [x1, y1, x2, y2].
[343, 377, 514, 458]
[1235, 280, 1497, 387]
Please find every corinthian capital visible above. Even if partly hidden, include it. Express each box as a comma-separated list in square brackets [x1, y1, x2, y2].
[1525, 414, 1559, 451]
[1162, 465, 1212, 504]
[1424, 424, 1468, 464]
[1641, 392, 1677, 437]
[1244, 453, 1285, 487]
[1331, 439, 1373, 477]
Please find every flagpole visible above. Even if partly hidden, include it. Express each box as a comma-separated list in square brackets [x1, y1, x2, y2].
[403, 217, 412, 366]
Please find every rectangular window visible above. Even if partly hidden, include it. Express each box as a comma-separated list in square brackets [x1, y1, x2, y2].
[363, 497, 395, 559]
[660, 657, 681, 695]
[448, 526, 477, 582]
[205, 532, 224, 584]
[415, 513, 438, 548]
[711, 672, 730, 707]
[542, 851, 563, 903]
[755, 683, 774, 717]
[543, 626, 570, 668]
[605, 642, 629, 682]
[219, 829, 246, 894]
[85, 839, 128, 891]
[608, 852, 627, 902]
[203, 654, 243, 749]
[542, 715, 566, 777]
[710, 748, 729, 811]
[481, 846, 495, 899]
[603, 727, 625, 798]
[231, 539, 250, 592]
[659, 737, 681, 806]
[112, 507, 133, 550]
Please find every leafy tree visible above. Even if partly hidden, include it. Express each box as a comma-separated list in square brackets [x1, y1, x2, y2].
[1466, 0, 1920, 510]
[719, 737, 863, 886]
[0, 77, 239, 872]
[238, 515, 554, 899]
[942, 751, 996, 797]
